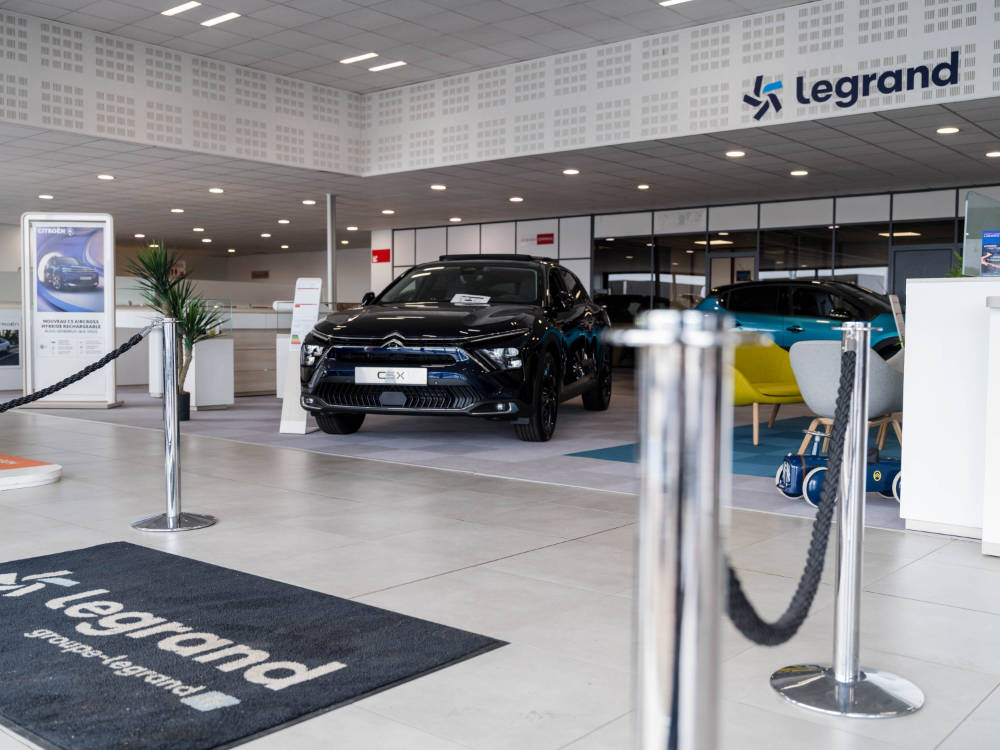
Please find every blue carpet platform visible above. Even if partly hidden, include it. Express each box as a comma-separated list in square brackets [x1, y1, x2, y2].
[568, 416, 901, 478]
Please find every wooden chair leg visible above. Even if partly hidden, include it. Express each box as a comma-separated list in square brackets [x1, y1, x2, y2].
[891, 417, 903, 445]
[876, 423, 888, 450]
[753, 402, 760, 446]
[768, 403, 780, 429]
[799, 417, 820, 454]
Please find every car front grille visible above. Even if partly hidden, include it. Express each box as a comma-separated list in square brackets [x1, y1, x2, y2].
[315, 383, 480, 410]
[332, 349, 456, 366]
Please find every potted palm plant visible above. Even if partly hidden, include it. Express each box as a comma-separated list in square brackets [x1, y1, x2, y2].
[127, 246, 226, 420]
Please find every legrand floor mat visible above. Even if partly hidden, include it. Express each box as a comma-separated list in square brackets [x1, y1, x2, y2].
[0, 542, 504, 750]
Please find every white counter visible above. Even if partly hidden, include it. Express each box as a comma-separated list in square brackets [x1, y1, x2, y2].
[901, 277, 1000, 554]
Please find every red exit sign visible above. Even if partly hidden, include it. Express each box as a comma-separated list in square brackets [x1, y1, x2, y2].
[372, 248, 390, 264]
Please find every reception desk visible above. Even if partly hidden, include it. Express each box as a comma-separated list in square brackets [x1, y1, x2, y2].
[901, 277, 1000, 556]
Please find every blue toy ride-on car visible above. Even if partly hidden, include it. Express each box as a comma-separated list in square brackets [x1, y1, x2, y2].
[776, 432, 901, 507]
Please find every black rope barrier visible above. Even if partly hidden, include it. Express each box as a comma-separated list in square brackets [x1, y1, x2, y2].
[725, 350, 856, 646]
[0, 324, 157, 414]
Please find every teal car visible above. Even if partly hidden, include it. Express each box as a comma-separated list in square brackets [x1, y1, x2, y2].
[696, 279, 901, 356]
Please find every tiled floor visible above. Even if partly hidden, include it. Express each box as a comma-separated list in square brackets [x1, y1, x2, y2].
[0, 408, 995, 749]
[4, 372, 904, 530]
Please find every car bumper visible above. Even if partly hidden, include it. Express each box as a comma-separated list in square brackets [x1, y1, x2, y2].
[300, 347, 531, 419]
[61, 278, 99, 288]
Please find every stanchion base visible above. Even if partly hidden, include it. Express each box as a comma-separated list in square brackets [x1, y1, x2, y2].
[771, 664, 924, 718]
[131, 512, 217, 532]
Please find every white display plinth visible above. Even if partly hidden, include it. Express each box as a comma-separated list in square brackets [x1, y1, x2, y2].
[183, 337, 234, 410]
[276, 334, 288, 398]
[901, 277, 1000, 553]
[983, 297, 1000, 556]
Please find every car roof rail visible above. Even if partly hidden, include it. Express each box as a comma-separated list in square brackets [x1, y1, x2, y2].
[439, 253, 555, 262]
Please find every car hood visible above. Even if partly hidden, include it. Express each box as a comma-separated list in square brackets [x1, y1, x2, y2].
[314, 302, 539, 341]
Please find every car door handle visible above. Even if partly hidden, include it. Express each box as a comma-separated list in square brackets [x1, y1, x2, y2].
[786, 325, 804, 333]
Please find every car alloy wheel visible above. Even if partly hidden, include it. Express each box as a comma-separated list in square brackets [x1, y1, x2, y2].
[52, 275, 62, 290]
[539, 358, 558, 438]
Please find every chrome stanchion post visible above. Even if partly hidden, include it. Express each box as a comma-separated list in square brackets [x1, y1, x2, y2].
[133, 317, 216, 532]
[628, 310, 730, 750]
[770, 321, 923, 718]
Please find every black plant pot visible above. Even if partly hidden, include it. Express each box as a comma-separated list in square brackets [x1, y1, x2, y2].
[177, 392, 191, 422]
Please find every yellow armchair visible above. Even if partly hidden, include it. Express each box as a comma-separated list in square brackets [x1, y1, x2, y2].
[732, 343, 803, 445]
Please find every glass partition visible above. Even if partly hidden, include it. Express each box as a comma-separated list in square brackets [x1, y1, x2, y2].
[833, 223, 889, 293]
[759, 226, 832, 280]
[592, 236, 653, 298]
[653, 232, 707, 308]
[964, 190, 1000, 276]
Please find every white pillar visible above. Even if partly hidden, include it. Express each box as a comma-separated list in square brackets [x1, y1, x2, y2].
[325, 193, 336, 308]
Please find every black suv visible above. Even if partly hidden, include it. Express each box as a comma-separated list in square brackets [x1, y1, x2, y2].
[300, 255, 612, 441]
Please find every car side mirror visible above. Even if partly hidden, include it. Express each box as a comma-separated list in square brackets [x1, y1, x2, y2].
[360, 291, 375, 307]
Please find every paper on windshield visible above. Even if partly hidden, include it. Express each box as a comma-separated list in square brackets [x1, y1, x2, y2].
[451, 293, 491, 305]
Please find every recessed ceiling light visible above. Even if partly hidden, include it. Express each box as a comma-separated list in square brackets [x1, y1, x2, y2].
[281, 244, 289, 249]
[97, 174, 114, 180]
[277, 219, 290, 224]
[340, 240, 348, 244]
[340, 52, 378, 64]
[636, 184, 650, 190]
[605, 237, 615, 241]
[660, 0, 694, 5]
[201, 238, 212, 243]
[449, 217, 462, 222]
[201, 12, 239, 26]
[381, 209, 395, 215]
[134, 233, 145, 239]
[625, 255, 634, 259]
[694, 239, 734, 246]
[430, 184, 447, 191]
[170, 208, 184, 213]
[208, 187, 224, 194]
[227, 248, 235, 253]
[718, 232, 729, 236]
[827, 224, 840, 229]
[790, 170, 809, 176]
[302, 199, 316, 205]
[260, 233, 271, 238]
[936, 126, 960, 134]
[509, 196, 523, 202]
[37, 194, 53, 200]
[725, 150, 746, 158]
[193, 227, 204, 232]
[369, 61, 406, 72]
[987, 151, 1000, 158]
[161, 1, 200, 16]
[672, 261, 679, 266]
[148, 243, 159, 248]
[686, 249, 695, 254]
[346, 225, 358, 231]
[878, 231, 922, 238]
[562, 168, 580, 175]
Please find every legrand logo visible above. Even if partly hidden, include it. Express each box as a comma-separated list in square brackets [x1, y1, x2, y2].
[5, 568, 347, 699]
[744, 51, 959, 119]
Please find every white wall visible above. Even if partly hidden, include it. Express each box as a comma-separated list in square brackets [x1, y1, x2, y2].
[224, 247, 369, 304]
[0, 224, 19, 274]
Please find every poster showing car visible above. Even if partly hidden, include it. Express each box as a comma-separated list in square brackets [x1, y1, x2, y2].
[0, 313, 19, 367]
[21, 213, 117, 406]
[34, 225, 105, 313]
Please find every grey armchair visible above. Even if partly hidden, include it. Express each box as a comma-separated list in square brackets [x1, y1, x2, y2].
[789, 340, 903, 454]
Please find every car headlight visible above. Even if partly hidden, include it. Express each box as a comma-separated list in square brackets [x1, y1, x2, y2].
[301, 343, 326, 367]
[479, 346, 522, 370]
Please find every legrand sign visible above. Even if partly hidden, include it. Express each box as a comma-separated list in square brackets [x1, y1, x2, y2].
[744, 51, 959, 120]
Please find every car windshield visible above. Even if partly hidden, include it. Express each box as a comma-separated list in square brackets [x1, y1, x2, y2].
[838, 284, 892, 313]
[58, 257, 81, 266]
[378, 264, 542, 304]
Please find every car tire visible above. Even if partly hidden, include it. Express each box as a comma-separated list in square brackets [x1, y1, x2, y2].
[515, 351, 559, 442]
[581, 350, 612, 411]
[315, 412, 365, 435]
[51, 275, 62, 290]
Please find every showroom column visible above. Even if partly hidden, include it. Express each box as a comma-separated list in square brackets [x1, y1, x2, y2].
[326, 193, 336, 309]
